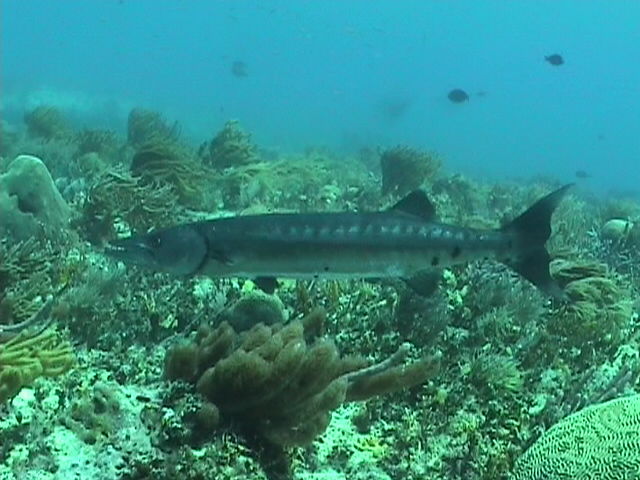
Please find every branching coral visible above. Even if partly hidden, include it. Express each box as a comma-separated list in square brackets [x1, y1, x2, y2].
[0, 327, 74, 402]
[165, 307, 439, 449]
[511, 394, 640, 480]
[78, 166, 180, 243]
[380, 145, 441, 197]
[131, 138, 212, 207]
[202, 120, 258, 170]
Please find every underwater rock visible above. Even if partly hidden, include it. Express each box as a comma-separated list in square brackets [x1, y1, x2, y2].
[0, 154, 71, 240]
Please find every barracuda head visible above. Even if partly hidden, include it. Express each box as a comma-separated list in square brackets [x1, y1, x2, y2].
[105, 225, 207, 276]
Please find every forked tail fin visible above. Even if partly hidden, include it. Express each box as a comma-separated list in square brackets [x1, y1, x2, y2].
[503, 184, 573, 297]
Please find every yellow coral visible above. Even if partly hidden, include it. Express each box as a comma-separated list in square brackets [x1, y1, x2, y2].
[0, 328, 74, 402]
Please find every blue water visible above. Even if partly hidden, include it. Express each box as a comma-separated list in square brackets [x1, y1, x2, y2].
[2, 0, 639, 193]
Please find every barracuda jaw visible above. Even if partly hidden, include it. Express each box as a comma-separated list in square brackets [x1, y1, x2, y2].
[104, 226, 208, 276]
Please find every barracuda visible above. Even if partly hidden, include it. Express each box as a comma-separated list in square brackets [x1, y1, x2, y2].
[104, 185, 572, 297]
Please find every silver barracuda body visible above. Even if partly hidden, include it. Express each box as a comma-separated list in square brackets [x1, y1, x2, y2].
[105, 185, 572, 297]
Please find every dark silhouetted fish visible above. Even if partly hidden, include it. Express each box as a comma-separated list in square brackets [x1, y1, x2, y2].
[105, 185, 573, 298]
[447, 89, 469, 103]
[545, 54, 564, 66]
[575, 170, 591, 179]
[231, 60, 248, 78]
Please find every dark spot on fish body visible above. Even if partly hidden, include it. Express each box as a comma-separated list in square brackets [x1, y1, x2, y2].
[451, 246, 462, 259]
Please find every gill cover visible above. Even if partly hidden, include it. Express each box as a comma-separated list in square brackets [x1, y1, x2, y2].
[105, 225, 208, 276]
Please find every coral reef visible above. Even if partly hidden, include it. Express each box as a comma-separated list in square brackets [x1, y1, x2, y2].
[201, 119, 259, 169]
[379, 145, 441, 197]
[165, 303, 439, 476]
[511, 394, 640, 479]
[1, 107, 639, 480]
[0, 154, 71, 240]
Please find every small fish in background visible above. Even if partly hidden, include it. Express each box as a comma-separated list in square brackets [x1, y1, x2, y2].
[575, 170, 591, 179]
[231, 60, 248, 78]
[545, 54, 564, 66]
[447, 88, 469, 103]
[379, 97, 412, 120]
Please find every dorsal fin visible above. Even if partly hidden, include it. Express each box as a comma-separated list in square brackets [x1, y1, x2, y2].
[390, 190, 436, 221]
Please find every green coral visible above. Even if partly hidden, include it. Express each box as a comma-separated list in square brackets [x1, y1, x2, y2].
[511, 394, 640, 480]
[202, 119, 258, 169]
[131, 137, 210, 207]
[380, 145, 441, 197]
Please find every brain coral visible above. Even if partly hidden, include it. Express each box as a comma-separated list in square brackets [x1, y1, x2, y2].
[511, 394, 640, 480]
